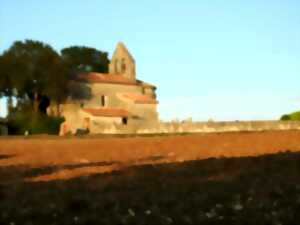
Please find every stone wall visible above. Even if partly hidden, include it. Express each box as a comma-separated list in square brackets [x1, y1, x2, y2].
[90, 120, 300, 134]
[52, 81, 159, 134]
[88, 83, 142, 108]
[135, 120, 300, 134]
[109, 42, 136, 80]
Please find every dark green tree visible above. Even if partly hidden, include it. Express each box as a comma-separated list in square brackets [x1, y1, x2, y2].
[0, 40, 69, 114]
[0, 50, 21, 113]
[0, 53, 17, 97]
[280, 114, 291, 121]
[67, 80, 92, 100]
[61, 46, 109, 77]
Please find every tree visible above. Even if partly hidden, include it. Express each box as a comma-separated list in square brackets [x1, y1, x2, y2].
[0, 51, 20, 113]
[67, 80, 92, 100]
[280, 111, 300, 121]
[61, 46, 109, 77]
[0, 53, 15, 97]
[280, 115, 291, 121]
[43, 51, 69, 115]
[0, 40, 69, 114]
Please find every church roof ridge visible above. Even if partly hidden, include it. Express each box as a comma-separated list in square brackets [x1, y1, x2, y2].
[77, 72, 156, 88]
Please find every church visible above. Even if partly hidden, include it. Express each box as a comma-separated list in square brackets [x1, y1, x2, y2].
[48, 42, 159, 134]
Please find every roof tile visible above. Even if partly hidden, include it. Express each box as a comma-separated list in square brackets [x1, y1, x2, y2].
[79, 72, 136, 85]
[78, 72, 156, 88]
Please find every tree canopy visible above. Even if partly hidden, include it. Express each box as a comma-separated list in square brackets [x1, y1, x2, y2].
[280, 111, 300, 121]
[0, 40, 109, 115]
[0, 40, 65, 97]
[0, 40, 69, 114]
[61, 46, 109, 77]
[0, 39, 110, 134]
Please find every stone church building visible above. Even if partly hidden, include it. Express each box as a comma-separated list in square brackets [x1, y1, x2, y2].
[48, 42, 159, 134]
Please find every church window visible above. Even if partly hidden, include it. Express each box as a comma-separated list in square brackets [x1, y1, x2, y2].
[121, 58, 126, 73]
[122, 117, 128, 125]
[115, 59, 119, 74]
[101, 95, 108, 107]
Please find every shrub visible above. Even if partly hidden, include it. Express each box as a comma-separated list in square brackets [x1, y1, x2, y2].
[280, 114, 291, 121]
[289, 111, 300, 120]
[280, 111, 300, 121]
[7, 111, 64, 135]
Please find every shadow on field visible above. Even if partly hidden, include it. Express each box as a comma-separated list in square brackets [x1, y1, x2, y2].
[0, 161, 118, 183]
[0, 151, 300, 224]
[0, 154, 15, 161]
[0, 155, 167, 184]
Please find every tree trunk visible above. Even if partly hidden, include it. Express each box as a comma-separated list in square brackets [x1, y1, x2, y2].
[33, 92, 39, 113]
[56, 102, 60, 117]
[6, 96, 13, 115]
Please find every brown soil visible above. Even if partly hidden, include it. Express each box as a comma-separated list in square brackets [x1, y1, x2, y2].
[1, 130, 300, 182]
[1, 131, 300, 224]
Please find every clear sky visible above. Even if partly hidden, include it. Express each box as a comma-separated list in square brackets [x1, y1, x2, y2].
[1, 0, 300, 121]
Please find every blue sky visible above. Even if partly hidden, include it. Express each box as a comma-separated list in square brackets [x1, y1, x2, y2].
[1, 0, 300, 121]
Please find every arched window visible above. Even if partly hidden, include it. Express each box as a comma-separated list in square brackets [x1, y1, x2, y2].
[114, 59, 119, 73]
[121, 58, 126, 73]
[122, 117, 128, 125]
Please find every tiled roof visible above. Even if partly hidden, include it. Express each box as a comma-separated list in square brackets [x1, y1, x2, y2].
[82, 108, 129, 118]
[78, 72, 136, 85]
[136, 80, 156, 89]
[121, 93, 158, 104]
[78, 72, 156, 88]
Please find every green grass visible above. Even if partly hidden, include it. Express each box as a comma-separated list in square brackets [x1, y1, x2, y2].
[0, 151, 300, 224]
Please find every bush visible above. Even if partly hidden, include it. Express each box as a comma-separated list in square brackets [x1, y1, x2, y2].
[280, 111, 300, 121]
[289, 111, 300, 120]
[280, 114, 291, 121]
[7, 111, 64, 135]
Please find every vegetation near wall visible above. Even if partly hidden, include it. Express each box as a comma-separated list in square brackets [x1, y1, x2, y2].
[7, 110, 64, 135]
[280, 111, 300, 121]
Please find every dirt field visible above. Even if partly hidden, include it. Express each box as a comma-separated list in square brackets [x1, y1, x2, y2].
[1, 130, 300, 224]
[1, 130, 300, 182]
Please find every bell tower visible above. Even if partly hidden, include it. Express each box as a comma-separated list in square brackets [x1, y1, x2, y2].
[109, 42, 136, 80]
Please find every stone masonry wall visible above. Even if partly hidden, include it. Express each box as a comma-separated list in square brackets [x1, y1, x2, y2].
[63, 120, 300, 134]
[134, 120, 300, 134]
